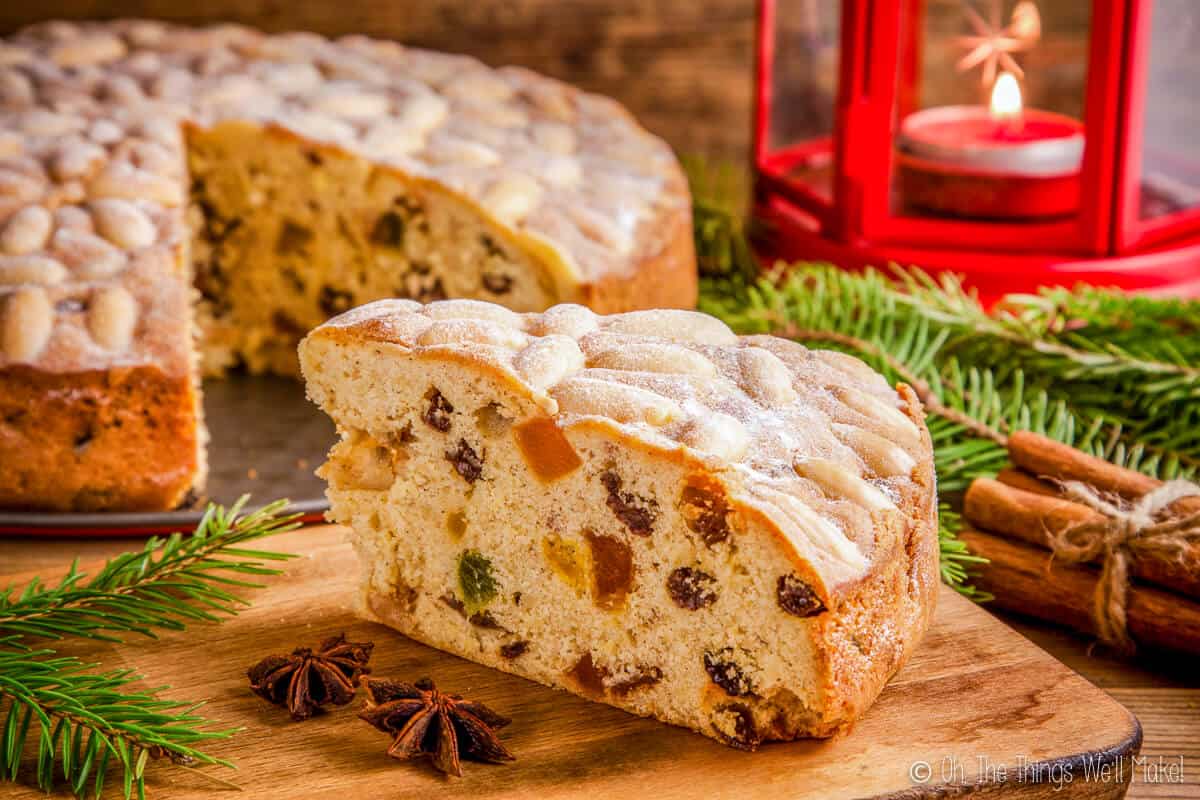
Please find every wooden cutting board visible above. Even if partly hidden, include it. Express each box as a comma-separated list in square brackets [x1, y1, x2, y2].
[5, 526, 1141, 800]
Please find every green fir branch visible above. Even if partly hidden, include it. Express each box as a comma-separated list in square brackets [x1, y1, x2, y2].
[0, 648, 237, 800]
[892, 271, 1200, 471]
[0, 498, 299, 644]
[937, 506, 991, 602]
[0, 497, 299, 797]
[998, 283, 1200, 367]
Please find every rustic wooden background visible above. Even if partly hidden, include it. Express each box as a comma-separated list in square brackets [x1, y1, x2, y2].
[1, 1, 1099, 164]
[0, 0, 758, 160]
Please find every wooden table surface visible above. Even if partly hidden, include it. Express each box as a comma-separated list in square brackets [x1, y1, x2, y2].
[1, 527, 1196, 799]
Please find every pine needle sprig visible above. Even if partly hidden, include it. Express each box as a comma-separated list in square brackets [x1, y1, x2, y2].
[999, 283, 1200, 366]
[0, 498, 299, 644]
[0, 648, 237, 799]
[937, 506, 991, 602]
[889, 271, 1200, 469]
[0, 497, 299, 797]
[896, 270, 1197, 380]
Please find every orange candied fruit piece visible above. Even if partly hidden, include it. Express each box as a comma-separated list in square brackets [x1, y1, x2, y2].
[514, 416, 582, 482]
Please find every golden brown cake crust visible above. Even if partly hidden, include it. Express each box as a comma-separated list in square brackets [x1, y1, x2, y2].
[804, 383, 939, 736]
[0, 365, 199, 511]
[577, 203, 697, 313]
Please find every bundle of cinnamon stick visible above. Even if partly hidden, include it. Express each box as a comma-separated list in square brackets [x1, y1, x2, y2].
[961, 431, 1200, 656]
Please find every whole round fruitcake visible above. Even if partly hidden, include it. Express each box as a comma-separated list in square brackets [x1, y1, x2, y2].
[0, 20, 695, 511]
[300, 299, 938, 747]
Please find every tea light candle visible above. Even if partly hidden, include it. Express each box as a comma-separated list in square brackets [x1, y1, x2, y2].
[897, 73, 1085, 219]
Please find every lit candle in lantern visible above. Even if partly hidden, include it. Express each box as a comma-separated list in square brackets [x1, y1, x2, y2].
[990, 71, 1022, 122]
[897, 72, 1085, 219]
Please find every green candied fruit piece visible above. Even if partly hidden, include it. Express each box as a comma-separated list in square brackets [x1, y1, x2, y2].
[458, 549, 498, 614]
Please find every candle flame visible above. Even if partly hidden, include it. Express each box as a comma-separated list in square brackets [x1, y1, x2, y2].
[990, 72, 1023, 118]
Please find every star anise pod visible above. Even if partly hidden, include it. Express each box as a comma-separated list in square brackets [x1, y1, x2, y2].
[358, 677, 515, 776]
[247, 633, 374, 720]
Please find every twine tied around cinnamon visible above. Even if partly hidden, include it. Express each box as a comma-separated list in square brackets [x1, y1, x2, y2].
[1047, 479, 1200, 654]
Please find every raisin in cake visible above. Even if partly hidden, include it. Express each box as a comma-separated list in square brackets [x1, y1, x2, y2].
[0, 20, 694, 511]
[300, 299, 938, 748]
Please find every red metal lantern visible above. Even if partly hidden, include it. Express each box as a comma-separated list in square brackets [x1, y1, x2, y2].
[753, 0, 1200, 300]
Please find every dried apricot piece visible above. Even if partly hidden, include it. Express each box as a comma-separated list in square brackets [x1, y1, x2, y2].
[583, 529, 634, 611]
[514, 416, 582, 482]
[565, 654, 661, 698]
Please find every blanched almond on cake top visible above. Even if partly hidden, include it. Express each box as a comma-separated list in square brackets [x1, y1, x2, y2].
[300, 299, 939, 748]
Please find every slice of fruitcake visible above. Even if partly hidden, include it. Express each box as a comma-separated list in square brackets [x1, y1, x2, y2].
[299, 299, 938, 748]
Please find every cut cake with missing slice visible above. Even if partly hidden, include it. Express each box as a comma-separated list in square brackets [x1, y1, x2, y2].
[299, 298, 938, 748]
[0, 20, 694, 511]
